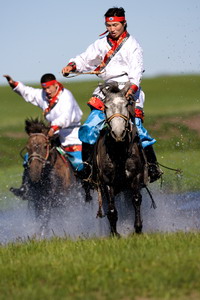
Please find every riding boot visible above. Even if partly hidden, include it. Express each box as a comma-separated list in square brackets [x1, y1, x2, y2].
[10, 166, 29, 200]
[77, 142, 95, 180]
[144, 145, 163, 183]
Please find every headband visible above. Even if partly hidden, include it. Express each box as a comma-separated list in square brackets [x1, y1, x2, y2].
[105, 16, 126, 23]
[41, 80, 57, 87]
[100, 16, 126, 36]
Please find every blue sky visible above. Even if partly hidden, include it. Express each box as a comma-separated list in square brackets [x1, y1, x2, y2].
[1, 0, 200, 85]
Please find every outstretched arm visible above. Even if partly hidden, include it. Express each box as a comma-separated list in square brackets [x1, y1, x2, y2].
[3, 75, 18, 89]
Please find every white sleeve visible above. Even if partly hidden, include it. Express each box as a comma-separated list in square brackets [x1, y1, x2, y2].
[13, 82, 43, 107]
[69, 39, 102, 72]
[127, 39, 144, 87]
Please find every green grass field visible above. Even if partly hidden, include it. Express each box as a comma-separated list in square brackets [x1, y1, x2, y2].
[0, 233, 200, 300]
[0, 75, 200, 300]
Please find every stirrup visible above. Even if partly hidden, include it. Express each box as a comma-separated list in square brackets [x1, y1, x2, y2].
[76, 162, 92, 182]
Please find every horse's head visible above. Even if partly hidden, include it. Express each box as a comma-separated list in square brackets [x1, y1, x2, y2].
[25, 118, 51, 183]
[100, 82, 134, 142]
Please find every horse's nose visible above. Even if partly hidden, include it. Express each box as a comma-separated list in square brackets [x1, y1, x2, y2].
[111, 129, 126, 142]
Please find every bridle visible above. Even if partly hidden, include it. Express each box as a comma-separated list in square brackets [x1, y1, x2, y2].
[106, 112, 132, 135]
[105, 95, 133, 130]
[106, 113, 129, 124]
[104, 97, 135, 143]
[27, 133, 51, 167]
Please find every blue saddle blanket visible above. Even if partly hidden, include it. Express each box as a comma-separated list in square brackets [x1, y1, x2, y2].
[78, 109, 156, 148]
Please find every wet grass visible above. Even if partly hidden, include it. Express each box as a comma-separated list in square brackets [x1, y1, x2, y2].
[0, 232, 200, 300]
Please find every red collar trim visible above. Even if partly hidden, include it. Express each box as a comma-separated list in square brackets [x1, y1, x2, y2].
[43, 82, 63, 116]
[108, 31, 128, 49]
[95, 31, 128, 72]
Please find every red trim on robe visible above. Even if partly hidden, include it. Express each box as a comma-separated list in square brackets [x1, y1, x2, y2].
[63, 145, 82, 152]
[51, 125, 61, 132]
[135, 108, 144, 121]
[130, 84, 138, 93]
[87, 96, 105, 111]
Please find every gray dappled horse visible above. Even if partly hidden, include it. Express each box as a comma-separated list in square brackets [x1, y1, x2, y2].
[24, 118, 76, 236]
[93, 82, 148, 235]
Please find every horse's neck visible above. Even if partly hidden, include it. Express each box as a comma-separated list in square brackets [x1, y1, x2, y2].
[47, 146, 57, 165]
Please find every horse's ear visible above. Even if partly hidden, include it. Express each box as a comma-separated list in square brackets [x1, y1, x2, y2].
[99, 83, 110, 97]
[99, 82, 119, 97]
[121, 82, 131, 96]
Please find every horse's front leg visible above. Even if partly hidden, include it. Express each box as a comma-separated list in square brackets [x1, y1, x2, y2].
[132, 191, 143, 234]
[106, 186, 120, 237]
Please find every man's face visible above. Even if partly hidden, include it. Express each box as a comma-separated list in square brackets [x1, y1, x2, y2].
[106, 21, 126, 39]
[42, 83, 59, 99]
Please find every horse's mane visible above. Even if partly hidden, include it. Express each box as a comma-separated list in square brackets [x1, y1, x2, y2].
[25, 118, 50, 135]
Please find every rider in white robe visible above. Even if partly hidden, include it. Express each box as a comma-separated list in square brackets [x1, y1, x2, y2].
[62, 7, 162, 183]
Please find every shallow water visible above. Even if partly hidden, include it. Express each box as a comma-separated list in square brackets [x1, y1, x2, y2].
[0, 185, 200, 244]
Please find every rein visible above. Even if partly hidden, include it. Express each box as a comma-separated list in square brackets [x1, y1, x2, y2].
[28, 133, 50, 166]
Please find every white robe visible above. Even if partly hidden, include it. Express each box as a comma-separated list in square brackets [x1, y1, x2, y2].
[14, 82, 83, 146]
[69, 34, 145, 108]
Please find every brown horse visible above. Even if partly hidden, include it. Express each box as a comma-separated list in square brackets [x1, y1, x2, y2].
[92, 82, 149, 236]
[23, 118, 76, 234]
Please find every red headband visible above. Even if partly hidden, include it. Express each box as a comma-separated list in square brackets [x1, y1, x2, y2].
[105, 16, 126, 23]
[41, 80, 57, 87]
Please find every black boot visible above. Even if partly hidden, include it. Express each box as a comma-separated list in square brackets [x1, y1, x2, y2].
[10, 167, 29, 200]
[144, 145, 163, 183]
[76, 143, 95, 202]
[77, 142, 95, 180]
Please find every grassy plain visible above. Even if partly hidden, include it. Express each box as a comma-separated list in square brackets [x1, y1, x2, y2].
[0, 233, 200, 300]
[0, 75, 200, 300]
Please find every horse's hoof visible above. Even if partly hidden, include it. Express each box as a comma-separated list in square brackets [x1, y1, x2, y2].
[85, 194, 92, 202]
[135, 227, 143, 234]
[111, 232, 121, 238]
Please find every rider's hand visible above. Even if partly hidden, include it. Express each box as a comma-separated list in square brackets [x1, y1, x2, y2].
[126, 88, 135, 101]
[47, 128, 55, 138]
[61, 65, 73, 77]
[3, 74, 17, 88]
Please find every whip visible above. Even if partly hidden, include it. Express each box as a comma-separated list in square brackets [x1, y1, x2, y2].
[62, 70, 103, 78]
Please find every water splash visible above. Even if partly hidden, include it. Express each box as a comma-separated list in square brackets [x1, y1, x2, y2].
[0, 186, 200, 244]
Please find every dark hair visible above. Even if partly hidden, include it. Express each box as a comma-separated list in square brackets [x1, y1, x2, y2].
[105, 7, 125, 18]
[104, 7, 127, 30]
[40, 73, 56, 83]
